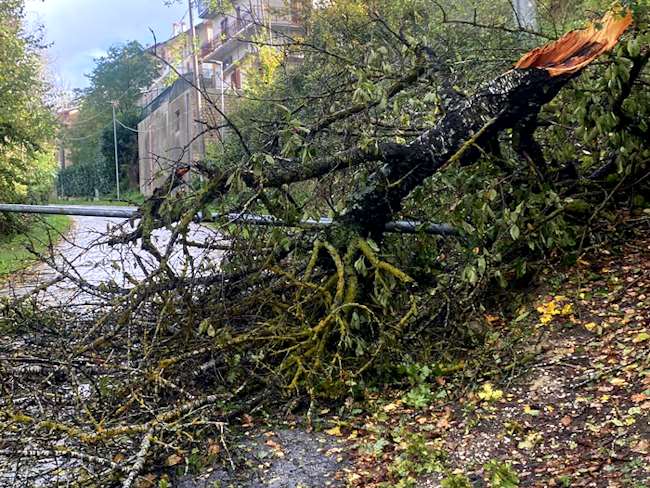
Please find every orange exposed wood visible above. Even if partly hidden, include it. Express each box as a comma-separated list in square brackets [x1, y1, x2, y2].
[515, 9, 633, 76]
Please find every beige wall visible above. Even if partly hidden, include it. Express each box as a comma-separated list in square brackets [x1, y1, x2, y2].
[56, 107, 79, 170]
[138, 86, 199, 195]
[138, 0, 307, 196]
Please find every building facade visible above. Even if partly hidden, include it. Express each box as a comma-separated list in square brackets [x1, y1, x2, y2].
[137, 0, 306, 195]
[55, 105, 80, 170]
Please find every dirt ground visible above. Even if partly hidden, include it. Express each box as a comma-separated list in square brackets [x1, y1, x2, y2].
[343, 235, 650, 487]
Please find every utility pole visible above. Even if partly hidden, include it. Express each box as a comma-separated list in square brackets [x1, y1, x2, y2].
[512, 0, 537, 30]
[111, 101, 121, 200]
[187, 0, 204, 161]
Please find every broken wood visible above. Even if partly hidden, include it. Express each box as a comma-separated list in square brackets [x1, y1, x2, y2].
[515, 9, 633, 76]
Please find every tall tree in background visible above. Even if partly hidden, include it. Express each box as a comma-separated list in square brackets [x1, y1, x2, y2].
[0, 0, 57, 233]
[61, 41, 159, 196]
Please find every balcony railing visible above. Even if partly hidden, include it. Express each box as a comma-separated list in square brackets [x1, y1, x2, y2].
[196, 0, 212, 19]
[198, 3, 303, 55]
[200, 73, 222, 91]
[200, 20, 252, 57]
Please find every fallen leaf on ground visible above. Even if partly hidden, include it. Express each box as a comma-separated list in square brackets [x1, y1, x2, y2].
[165, 453, 183, 467]
[325, 425, 343, 436]
[631, 439, 648, 454]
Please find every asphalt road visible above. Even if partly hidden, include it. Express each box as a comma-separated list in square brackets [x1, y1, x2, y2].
[1, 210, 223, 303]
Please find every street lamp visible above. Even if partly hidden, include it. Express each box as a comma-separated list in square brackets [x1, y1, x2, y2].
[111, 100, 121, 200]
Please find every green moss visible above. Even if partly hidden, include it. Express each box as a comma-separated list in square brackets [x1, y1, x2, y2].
[0, 215, 72, 277]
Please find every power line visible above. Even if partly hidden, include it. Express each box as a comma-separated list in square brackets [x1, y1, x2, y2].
[115, 118, 141, 133]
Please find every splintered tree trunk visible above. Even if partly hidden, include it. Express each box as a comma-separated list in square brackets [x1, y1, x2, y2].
[338, 9, 633, 236]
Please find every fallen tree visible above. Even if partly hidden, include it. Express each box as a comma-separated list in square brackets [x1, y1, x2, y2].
[133, 9, 636, 239]
[1, 3, 648, 486]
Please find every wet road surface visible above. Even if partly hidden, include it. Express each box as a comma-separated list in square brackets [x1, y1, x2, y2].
[1, 209, 224, 303]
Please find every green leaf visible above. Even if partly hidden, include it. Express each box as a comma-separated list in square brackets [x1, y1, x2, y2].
[354, 256, 367, 276]
[464, 265, 478, 285]
[477, 256, 487, 275]
[509, 225, 520, 240]
[627, 38, 640, 57]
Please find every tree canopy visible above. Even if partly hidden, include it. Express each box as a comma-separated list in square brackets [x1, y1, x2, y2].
[0, 0, 57, 232]
[60, 41, 159, 196]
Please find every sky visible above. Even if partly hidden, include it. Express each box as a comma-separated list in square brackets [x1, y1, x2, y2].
[25, 0, 187, 90]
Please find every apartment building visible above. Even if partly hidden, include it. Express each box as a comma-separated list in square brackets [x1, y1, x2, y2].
[137, 0, 306, 195]
[56, 105, 80, 170]
[197, 0, 305, 89]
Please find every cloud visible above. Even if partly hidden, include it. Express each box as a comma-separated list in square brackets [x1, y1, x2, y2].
[25, 0, 185, 88]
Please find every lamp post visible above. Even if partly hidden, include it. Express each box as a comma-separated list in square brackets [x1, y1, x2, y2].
[187, 0, 204, 160]
[111, 101, 120, 200]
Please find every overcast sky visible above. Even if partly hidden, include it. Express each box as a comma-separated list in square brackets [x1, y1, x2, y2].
[26, 0, 187, 90]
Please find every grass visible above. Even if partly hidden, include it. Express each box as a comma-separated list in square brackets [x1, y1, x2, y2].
[0, 215, 73, 277]
[50, 190, 145, 207]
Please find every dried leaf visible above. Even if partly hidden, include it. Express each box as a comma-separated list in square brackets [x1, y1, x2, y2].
[631, 393, 648, 403]
[165, 453, 183, 467]
[207, 440, 221, 456]
[325, 425, 343, 437]
[631, 439, 649, 454]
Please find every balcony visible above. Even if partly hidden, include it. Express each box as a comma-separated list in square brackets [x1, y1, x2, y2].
[200, 20, 254, 59]
[200, 37, 222, 58]
[196, 0, 212, 19]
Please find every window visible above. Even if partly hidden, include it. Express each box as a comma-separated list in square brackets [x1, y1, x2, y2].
[236, 6, 242, 28]
[231, 68, 242, 90]
[220, 17, 229, 39]
[175, 110, 181, 132]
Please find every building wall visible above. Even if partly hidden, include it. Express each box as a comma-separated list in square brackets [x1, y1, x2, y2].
[55, 107, 79, 170]
[137, 0, 306, 195]
[138, 81, 198, 195]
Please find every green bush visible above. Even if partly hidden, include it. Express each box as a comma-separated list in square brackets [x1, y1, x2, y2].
[57, 157, 116, 198]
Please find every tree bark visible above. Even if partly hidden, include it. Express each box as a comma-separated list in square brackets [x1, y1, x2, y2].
[337, 69, 571, 236]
